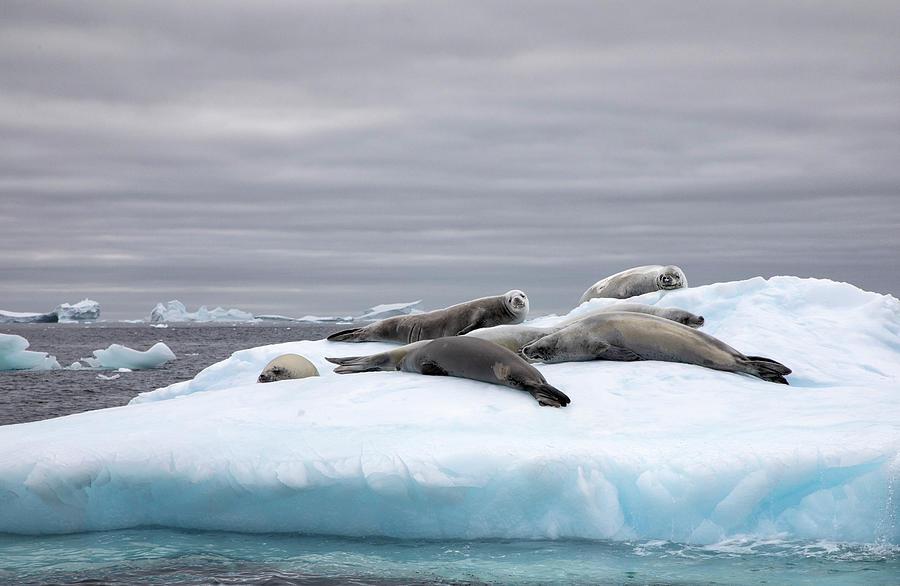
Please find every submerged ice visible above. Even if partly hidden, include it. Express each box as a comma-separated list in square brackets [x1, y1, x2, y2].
[0, 277, 898, 545]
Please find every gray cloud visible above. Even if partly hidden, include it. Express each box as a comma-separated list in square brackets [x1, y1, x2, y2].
[2, 1, 898, 319]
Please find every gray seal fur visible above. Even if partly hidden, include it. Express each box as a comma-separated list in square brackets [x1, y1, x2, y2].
[327, 290, 529, 344]
[559, 303, 704, 328]
[258, 353, 320, 383]
[397, 336, 570, 407]
[327, 308, 701, 374]
[579, 265, 687, 303]
[326, 340, 431, 373]
[521, 311, 790, 384]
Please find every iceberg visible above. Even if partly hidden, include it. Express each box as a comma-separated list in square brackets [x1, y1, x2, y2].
[0, 298, 100, 323]
[0, 334, 61, 371]
[54, 299, 100, 322]
[255, 300, 422, 323]
[82, 342, 176, 370]
[149, 300, 255, 323]
[0, 277, 897, 544]
[355, 300, 423, 321]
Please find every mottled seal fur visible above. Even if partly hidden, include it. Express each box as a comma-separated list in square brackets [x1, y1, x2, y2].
[521, 312, 790, 384]
[559, 303, 704, 328]
[327, 290, 529, 343]
[397, 336, 570, 407]
[257, 354, 319, 383]
[579, 265, 687, 303]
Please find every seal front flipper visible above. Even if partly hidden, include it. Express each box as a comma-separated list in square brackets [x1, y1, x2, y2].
[523, 382, 571, 407]
[744, 355, 791, 384]
[327, 328, 364, 342]
[594, 344, 642, 362]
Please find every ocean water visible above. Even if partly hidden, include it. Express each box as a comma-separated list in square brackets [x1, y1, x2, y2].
[1, 322, 897, 585]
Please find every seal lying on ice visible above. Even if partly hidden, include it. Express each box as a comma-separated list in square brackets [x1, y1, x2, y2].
[559, 303, 704, 329]
[326, 290, 529, 343]
[520, 312, 790, 384]
[579, 265, 687, 303]
[397, 336, 570, 407]
[328, 336, 570, 406]
[326, 306, 704, 372]
[257, 354, 319, 383]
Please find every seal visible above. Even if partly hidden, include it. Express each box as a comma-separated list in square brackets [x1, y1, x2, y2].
[520, 311, 790, 384]
[558, 303, 704, 329]
[397, 336, 570, 407]
[326, 290, 529, 343]
[464, 324, 558, 353]
[257, 353, 320, 383]
[579, 265, 687, 303]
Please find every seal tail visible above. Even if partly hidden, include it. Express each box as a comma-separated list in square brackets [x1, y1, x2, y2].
[744, 355, 792, 385]
[325, 355, 394, 374]
[326, 328, 364, 342]
[523, 382, 571, 408]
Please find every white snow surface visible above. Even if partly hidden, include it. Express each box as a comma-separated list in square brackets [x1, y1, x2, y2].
[82, 342, 176, 370]
[0, 334, 61, 370]
[1, 277, 898, 543]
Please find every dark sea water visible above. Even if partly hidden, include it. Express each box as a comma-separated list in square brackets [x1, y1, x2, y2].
[1, 323, 898, 585]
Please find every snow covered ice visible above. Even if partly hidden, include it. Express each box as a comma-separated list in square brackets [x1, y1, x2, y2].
[0, 277, 897, 545]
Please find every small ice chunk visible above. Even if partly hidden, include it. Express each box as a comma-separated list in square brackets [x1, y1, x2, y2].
[83, 342, 176, 369]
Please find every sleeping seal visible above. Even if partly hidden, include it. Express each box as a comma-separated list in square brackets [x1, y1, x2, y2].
[257, 353, 319, 383]
[579, 265, 687, 303]
[521, 312, 790, 384]
[559, 303, 704, 328]
[397, 336, 570, 407]
[326, 307, 702, 374]
[327, 290, 529, 343]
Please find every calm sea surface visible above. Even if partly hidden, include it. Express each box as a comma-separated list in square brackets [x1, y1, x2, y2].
[1, 323, 897, 585]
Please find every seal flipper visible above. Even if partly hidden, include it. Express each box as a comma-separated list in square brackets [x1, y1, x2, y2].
[327, 328, 365, 342]
[417, 360, 448, 376]
[595, 345, 643, 362]
[744, 355, 792, 384]
[523, 382, 571, 407]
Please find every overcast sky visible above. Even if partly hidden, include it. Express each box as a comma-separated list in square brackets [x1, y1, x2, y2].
[2, 0, 898, 320]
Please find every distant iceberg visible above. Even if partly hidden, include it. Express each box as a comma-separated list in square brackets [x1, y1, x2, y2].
[149, 300, 255, 323]
[0, 277, 898, 545]
[82, 342, 176, 370]
[355, 300, 423, 321]
[256, 300, 422, 323]
[55, 299, 101, 322]
[0, 299, 100, 323]
[0, 334, 61, 370]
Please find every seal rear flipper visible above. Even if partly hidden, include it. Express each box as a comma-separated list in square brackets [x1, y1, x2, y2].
[744, 355, 792, 384]
[326, 328, 365, 342]
[524, 383, 571, 407]
[325, 356, 360, 365]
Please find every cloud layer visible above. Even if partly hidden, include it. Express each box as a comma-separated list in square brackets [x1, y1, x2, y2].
[3, 1, 898, 318]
